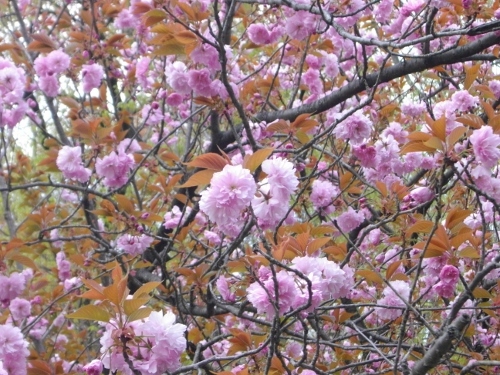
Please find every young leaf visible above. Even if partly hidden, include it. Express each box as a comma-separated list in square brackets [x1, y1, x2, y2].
[128, 307, 153, 322]
[124, 297, 150, 316]
[133, 281, 162, 299]
[242, 148, 274, 173]
[185, 153, 229, 171]
[66, 305, 111, 322]
[178, 169, 215, 188]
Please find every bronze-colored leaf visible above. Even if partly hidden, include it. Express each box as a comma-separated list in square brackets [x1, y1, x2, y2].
[142, 9, 167, 27]
[242, 148, 274, 173]
[185, 153, 229, 171]
[178, 169, 215, 188]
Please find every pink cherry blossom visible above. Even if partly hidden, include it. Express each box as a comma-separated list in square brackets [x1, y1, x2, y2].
[190, 43, 221, 71]
[306, 55, 320, 70]
[34, 50, 70, 97]
[9, 298, 31, 321]
[423, 253, 450, 279]
[433, 265, 459, 298]
[310, 180, 339, 214]
[450, 90, 478, 112]
[285, 11, 317, 40]
[114, 8, 140, 29]
[375, 280, 411, 321]
[166, 93, 183, 106]
[404, 186, 435, 208]
[199, 164, 256, 234]
[374, 0, 394, 23]
[82, 63, 104, 93]
[38, 75, 60, 97]
[95, 151, 135, 188]
[401, 100, 426, 117]
[0, 61, 26, 103]
[0, 272, 27, 307]
[56, 251, 71, 281]
[337, 207, 365, 233]
[247, 268, 299, 318]
[141, 104, 164, 125]
[1, 101, 29, 128]
[252, 179, 290, 229]
[63, 277, 82, 292]
[137, 311, 187, 373]
[163, 206, 192, 230]
[34, 50, 70, 77]
[216, 276, 236, 302]
[333, 111, 373, 145]
[292, 256, 354, 307]
[489, 80, 500, 98]
[136, 57, 151, 88]
[166, 62, 191, 95]
[99, 318, 141, 374]
[261, 157, 298, 200]
[0, 324, 29, 375]
[247, 24, 282, 45]
[303, 68, 322, 96]
[187, 68, 214, 97]
[117, 138, 141, 154]
[116, 234, 154, 256]
[353, 144, 378, 168]
[381, 122, 408, 144]
[336, 0, 365, 27]
[50, 229, 63, 248]
[247, 24, 272, 45]
[470, 126, 500, 168]
[56, 146, 91, 182]
[322, 53, 339, 78]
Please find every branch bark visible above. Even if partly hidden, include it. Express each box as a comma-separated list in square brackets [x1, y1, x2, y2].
[255, 33, 499, 123]
[411, 313, 471, 375]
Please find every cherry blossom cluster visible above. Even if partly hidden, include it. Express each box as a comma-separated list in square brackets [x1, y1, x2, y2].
[116, 234, 154, 257]
[95, 139, 141, 188]
[98, 311, 187, 375]
[34, 50, 70, 98]
[0, 58, 29, 128]
[81, 63, 104, 94]
[56, 146, 91, 183]
[243, 256, 354, 318]
[0, 268, 32, 375]
[199, 157, 298, 235]
[55, 138, 141, 188]
[0, 270, 32, 308]
[3, 0, 500, 373]
[0, 324, 29, 375]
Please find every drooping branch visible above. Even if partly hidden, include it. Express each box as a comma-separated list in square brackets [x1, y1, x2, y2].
[255, 32, 499, 123]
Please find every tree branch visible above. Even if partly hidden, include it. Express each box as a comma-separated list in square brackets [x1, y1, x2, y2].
[411, 314, 471, 375]
[255, 33, 499, 122]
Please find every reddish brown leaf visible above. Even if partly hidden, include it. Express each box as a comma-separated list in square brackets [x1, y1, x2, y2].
[185, 153, 229, 171]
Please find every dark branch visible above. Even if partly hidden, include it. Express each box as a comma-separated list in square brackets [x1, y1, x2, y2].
[255, 33, 499, 123]
[411, 314, 471, 375]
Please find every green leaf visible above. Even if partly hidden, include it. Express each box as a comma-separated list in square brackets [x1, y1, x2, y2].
[124, 297, 150, 316]
[66, 305, 110, 322]
[133, 281, 161, 299]
[127, 307, 153, 322]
